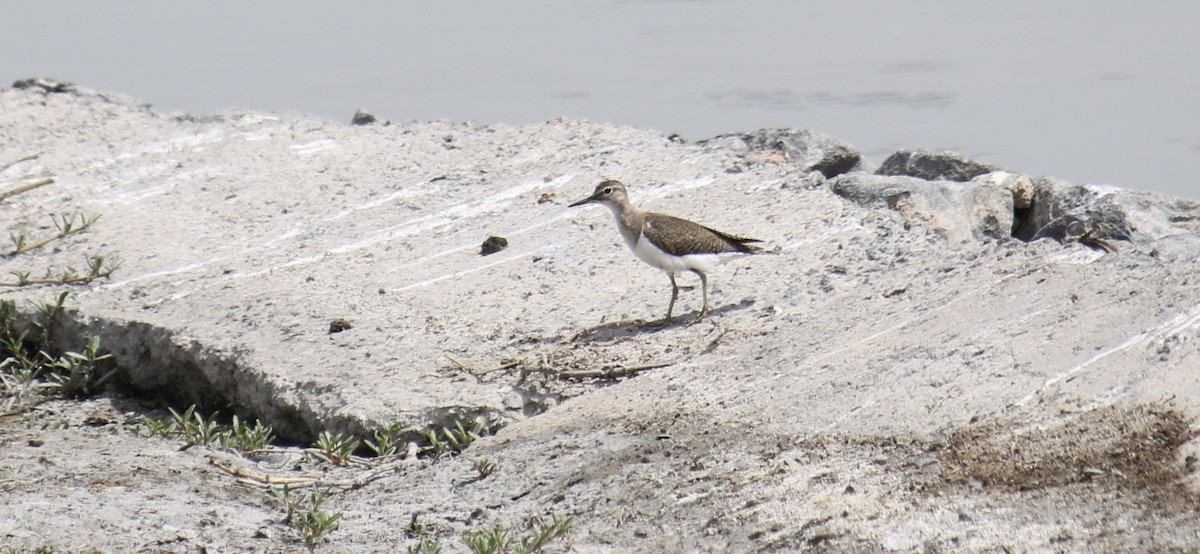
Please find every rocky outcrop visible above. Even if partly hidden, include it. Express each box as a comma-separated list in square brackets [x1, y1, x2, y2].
[703, 128, 867, 177]
[829, 173, 1013, 242]
[877, 149, 1001, 182]
[3, 82, 1200, 553]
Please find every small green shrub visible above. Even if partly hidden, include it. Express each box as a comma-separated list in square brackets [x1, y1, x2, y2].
[271, 484, 342, 546]
[366, 421, 409, 458]
[312, 431, 360, 466]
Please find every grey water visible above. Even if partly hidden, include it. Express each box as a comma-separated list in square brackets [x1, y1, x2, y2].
[4, 1, 1198, 199]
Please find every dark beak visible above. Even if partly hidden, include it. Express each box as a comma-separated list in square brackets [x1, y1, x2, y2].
[568, 194, 597, 208]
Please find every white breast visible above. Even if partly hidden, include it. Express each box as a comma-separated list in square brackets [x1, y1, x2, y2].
[630, 232, 727, 274]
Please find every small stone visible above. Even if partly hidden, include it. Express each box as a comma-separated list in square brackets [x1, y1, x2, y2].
[328, 318, 352, 334]
[350, 109, 377, 126]
[537, 192, 556, 204]
[481, 236, 508, 256]
[84, 415, 111, 427]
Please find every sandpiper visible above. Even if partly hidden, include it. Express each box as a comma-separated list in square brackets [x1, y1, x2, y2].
[569, 179, 770, 325]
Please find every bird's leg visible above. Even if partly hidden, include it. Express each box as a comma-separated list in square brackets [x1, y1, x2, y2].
[691, 272, 711, 324]
[649, 273, 679, 327]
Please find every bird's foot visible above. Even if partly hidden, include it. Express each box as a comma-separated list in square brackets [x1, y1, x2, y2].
[646, 315, 674, 328]
[688, 304, 713, 326]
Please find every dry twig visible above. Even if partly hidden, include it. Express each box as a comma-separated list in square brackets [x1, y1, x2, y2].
[445, 354, 520, 383]
[0, 177, 54, 202]
[556, 362, 672, 380]
[208, 456, 407, 491]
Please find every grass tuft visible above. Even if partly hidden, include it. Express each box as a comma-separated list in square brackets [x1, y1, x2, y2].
[312, 430, 361, 466]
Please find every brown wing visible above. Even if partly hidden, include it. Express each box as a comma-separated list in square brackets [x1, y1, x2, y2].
[643, 213, 764, 256]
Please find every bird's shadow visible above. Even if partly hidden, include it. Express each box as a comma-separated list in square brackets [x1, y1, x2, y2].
[569, 298, 756, 343]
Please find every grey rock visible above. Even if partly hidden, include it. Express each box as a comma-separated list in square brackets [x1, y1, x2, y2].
[480, 235, 509, 256]
[878, 149, 1001, 182]
[1012, 177, 1131, 243]
[975, 171, 1034, 209]
[351, 108, 377, 126]
[12, 77, 76, 94]
[704, 128, 866, 177]
[829, 173, 1013, 242]
[1012, 176, 1200, 251]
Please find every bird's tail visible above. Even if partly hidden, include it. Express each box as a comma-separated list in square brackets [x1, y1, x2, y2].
[725, 236, 779, 255]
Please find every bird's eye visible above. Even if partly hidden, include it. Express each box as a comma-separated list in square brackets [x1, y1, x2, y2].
[603, 187, 613, 195]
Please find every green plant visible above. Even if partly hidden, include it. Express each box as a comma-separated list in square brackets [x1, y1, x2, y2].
[34, 291, 68, 346]
[2, 253, 121, 288]
[42, 336, 117, 397]
[137, 415, 177, 438]
[313, 430, 360, 466]
[137, 406, 274, 454]
[366, 421, 408, 458]
[286, 486, 342, 546]
[1, 174, 120, 289]
[0, 542, 56, 554]
[224, 414, 275, 453]
[0, 332, 33, 367]
[0, 298, 18, 333]
[445, 420, 480, 452]
[0, 357, 38, 389]
[472, 458, 497, 480]
[0, 346, 52, 401]
[408, 538, 442, 554]
[463, 515, 574, 554]
[23, 412, 68, 430]
[407, 513, 430, 537]
[426, 428, 448, 458]
[1, 293, 122, 406]
[295, 509, 342, 547]
[465, 525, 510, 554]
[4, 212, 100, 257]
[516, 514, 573, 554]
[269, 484, 303, 522]
[427, 419, 495, 458]
[169, 405, 223, 447]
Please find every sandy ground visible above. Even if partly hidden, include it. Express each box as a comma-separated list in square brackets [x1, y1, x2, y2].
[2, 81, 1200, 552]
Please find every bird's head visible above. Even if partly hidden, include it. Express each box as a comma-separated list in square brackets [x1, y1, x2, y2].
[569, 180, 628, 208]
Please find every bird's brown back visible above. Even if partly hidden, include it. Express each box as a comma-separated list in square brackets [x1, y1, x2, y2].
[642, 213, 764, 256]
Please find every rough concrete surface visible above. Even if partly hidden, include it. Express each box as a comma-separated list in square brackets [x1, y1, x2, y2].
[2, 81, 1200, 552]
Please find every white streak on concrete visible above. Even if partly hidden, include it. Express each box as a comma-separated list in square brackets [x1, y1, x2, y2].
[327, 183, 434, 221]
[84, 176, 578, 305]
[291, 139, 337, 156]
[1018, 302, 1200, 405]
[816, 396, 876, 436]
[330, 176, 572, 254]
[775, 284, 990, 381]
[261, 227, 305, 248]
[96, 260, 214, 291]
[392, 248, 546, 293]
[637, 176, 717, 203]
